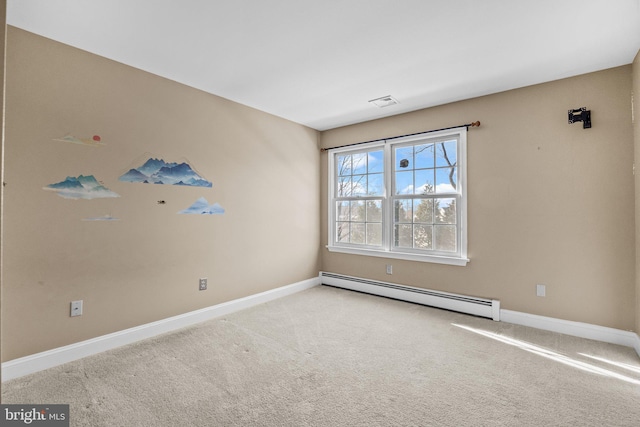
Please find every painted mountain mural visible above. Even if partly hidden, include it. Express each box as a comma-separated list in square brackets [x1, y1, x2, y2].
[119, 158, 212, 187]
[178, 197, 225, 215]
[53, 134, 105, 147]
[43, 175, 120, 200]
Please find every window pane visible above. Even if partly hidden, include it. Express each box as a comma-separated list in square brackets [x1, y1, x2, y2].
[367, 173, 384, 196]
[436, 198, 456, 224]
[368, 150, 384, 173]
[414, 169, 435, 194]
[415, 143, 434, 169]
[434, 225, 456, 252]
[337, 222, 349, 242]
[352, 152, 367, 175]
[414, 199, 434, 223]
[395, 146, 413, 170]
[366, 223, 382, 246]
[338, 176, 351, 197]
[336, 201, 350, 221]
[395, 171, 413, 195]
[436, 140, 457, 167]
[350, 223, 366, 244]
[350, 200, 365, 221]
[352, 175, 367, 196]
[414, 225, 433, 249]
[337, 154, 352, 176]
[394, 199, 412, 223]
[395, 224, 413, 248]
[366, 200, 382, 222]
[435, 168, 456, 193]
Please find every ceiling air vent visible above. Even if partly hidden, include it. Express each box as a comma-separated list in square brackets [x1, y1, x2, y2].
[368, 95, 399, 108]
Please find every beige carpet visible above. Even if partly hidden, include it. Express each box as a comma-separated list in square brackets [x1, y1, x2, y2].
[2, 285, 640, 426]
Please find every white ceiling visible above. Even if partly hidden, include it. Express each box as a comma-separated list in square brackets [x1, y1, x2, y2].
[7, 0, 640, 131]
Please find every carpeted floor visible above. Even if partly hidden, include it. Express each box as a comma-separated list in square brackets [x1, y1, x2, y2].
[2, 285, 640, 426]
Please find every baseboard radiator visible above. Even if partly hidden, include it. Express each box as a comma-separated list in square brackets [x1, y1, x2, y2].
[320, 272, 500, 321]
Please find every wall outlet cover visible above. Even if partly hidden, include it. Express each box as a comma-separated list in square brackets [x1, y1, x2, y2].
[70, 300, 83, 317]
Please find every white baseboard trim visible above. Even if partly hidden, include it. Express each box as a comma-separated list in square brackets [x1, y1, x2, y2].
[501, 309, 639, 351]
[2, 277, 321, 382]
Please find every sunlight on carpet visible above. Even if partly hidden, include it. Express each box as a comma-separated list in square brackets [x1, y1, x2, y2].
[452, 323, 640, 386]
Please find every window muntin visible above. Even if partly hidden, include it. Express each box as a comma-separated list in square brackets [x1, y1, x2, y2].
[328, 128, 467, 265]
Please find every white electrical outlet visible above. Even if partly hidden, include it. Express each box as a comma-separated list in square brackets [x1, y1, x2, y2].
[386, 265, 393, 275]
[199, 278, 208, 291]
[70, 300, 83, 317]
[536, 284, 546, 297]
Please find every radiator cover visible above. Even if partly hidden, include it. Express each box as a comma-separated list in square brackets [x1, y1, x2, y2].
[320, 272, 500, 321]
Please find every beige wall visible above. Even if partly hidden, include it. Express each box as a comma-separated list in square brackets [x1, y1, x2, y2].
[634, 50, 640, 336]
[1, 27, 320, 361]
[321, 66, 636, 331]
[0, 0, 6, 388]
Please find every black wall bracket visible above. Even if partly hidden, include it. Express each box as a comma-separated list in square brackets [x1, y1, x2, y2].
[568, 107, 591, 129]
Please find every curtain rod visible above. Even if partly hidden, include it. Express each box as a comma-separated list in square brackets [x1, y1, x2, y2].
[320, 121, 480, 152]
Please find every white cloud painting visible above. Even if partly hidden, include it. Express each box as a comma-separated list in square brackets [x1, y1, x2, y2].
[82, 214, 120, 221]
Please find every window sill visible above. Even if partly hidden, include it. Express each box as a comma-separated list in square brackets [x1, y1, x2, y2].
[326, 245, 469, 266]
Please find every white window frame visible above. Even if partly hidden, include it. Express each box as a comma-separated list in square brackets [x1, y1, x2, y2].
[327, 127, 468, 266]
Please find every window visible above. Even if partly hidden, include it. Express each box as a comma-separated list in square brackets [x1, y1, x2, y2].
[328, 127, 468, 266]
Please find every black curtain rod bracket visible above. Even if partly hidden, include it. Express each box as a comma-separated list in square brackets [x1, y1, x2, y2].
[568, 108, 591, 129]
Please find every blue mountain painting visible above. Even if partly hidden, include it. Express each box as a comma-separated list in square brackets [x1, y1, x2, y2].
[119, 158, 212, 187]
[178, 197, 225, 215]
[44, 175, 120, 200]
